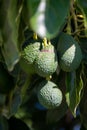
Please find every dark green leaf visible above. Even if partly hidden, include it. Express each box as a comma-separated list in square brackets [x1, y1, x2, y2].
[2, 90, 22, 119]
[0, 94, 6, 106]
[0, 116, 8, 130]
[65, 69, 83, 117]
[8, 90, 22, 118]
[79, 65, 87, 130]
[27, 0, 70, 39]
[0, 31, 3, 46]
[77, 0, 87, 10]
[0, 0, 21, 71]
[79, 38, 87, 63]
[0, 62, 14, 94]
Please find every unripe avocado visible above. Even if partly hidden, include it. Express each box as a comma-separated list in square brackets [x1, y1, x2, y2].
[34, 44, 58, 77]
[20, 41, 41, 74]
[37, 80, 62, 109]
[57, 33, 82, 72]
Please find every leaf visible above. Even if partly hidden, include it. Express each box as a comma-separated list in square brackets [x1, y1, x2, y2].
[79, 65, 87, 130]
[65, 69, 83, 117]
[2, 90, 22, 119]
[77, 0, 87, 11]
[8, 90, 22, 118]
[0, 0, 22, 71]
[0, 94, 6, 106]
[0, 31, 3, 46]
[0, 116, 9, 130]
[79, 38, 87, 64]
[46, 98, 68, 124]
[27, 0, 70, 39]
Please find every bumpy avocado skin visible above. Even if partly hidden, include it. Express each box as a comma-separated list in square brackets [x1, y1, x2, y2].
[20, 42, 40, 74]
[22, 42, 40, 64]
[57, 33, 82, 72]
[35, 52, 58, 77]
[37, 80, 62, 109]
[34, 44, 58, 77]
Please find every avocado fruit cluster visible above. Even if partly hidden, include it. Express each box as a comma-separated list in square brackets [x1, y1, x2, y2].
[37, 80, 62, 109]
[20, 39, 58, 77]
[20, 33, 82, 75]
[20, 33, 82, 109]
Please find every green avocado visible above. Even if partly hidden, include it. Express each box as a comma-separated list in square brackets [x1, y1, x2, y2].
[37, 80, 62, 109]
[57, 33, 82, 72]
[34, 44, 58, 77]
[20, 41, 41, 74]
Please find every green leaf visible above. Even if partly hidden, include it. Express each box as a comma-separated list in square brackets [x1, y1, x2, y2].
[27, 0, 70, 39]
[0, 62, 14, 94]
[0, 31, 3, 46]
[79, 38, 87, 63]
[77, 0, 87, 10]
[8, 90, 22, 118]
[2, 90, 22, 119]
[65, 69, 83, 117]
[0, 0, 21, 71]
[0, 116, 9, 130]
[0, 94, 6, 106]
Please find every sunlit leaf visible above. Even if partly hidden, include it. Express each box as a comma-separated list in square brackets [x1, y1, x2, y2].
[65, 69, 83, 117]
[27, 0, 70, 39]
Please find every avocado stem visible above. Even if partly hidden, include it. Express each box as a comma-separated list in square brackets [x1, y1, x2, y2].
[33, 33, 38, 40]
[43, 37, 48, 47]
[46, 75, 52, 81]
[48, 40, 51, 45]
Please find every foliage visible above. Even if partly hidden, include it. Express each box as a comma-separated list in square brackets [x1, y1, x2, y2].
[0, 0, 87, 130]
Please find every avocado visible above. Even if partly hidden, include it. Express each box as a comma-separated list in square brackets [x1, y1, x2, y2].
[37, 80, 62, 109]
[57, 33, 82, 72]
[20, 41, 41, 74]
[34, 44, 58, 77]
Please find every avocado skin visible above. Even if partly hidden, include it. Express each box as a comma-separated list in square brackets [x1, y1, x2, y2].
[35, 52, 58, 77]
[57, 33, 82, 72]
[34, 44, 58, 77]
[20, 42, 40, 74]
[37, 80, 62, 109]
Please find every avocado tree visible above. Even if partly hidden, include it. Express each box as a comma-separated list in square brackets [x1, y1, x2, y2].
[0, 0, 87, 130]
